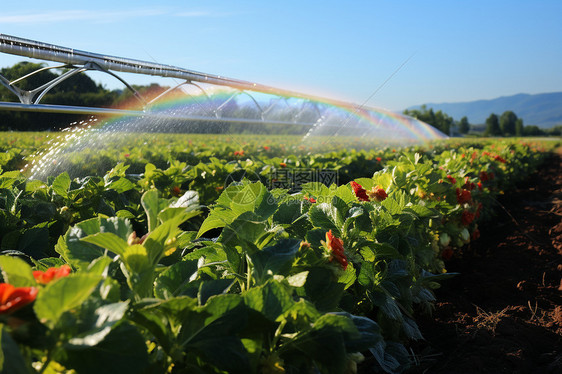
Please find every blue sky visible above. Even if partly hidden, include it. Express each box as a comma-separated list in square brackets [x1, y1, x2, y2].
[1, 0, 561, 111]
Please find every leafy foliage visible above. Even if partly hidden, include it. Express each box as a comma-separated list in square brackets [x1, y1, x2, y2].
[0, 132, 558, 373]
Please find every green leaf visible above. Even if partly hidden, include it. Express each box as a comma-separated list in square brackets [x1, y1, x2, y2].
[115, 209, 135, 219]
[18, 226, 49, 258]
[198, 279, 235, 305]
[171, 190, 199, 209]
[286, 271, 309, 288]
[338, 261, 356, 290]
[283, 313, 352, 374]
[122, 245, 150, 274]
[243, 281, 294, 322]
[141, 190, 165, 232]
[158, 207, 200, 224]
[309, 203, 340, 235]
[0, 256, 35, 287]
[34, 257, 66, 272]
[0, 324, 28, 374]
[333, 312, 383, 352]
[56, 217, 132, 271]
[52, 172, 71, 199]
[353, 178, 375, 190]
[154, 259, 199, 299]
[299, 267, 345, 312]
[106, 177, 135, 193]
[143, 215, 185, 265]
[370, 291, 403, 320]
[34, 273, 102, 326]
[61, 323, 148, 374]
[251, 239, 300, 283]
[80, 232, 128, 257]
[66, 302, 129, 347]
[197, 208, 238, 238]
[177, 294, 251, 374]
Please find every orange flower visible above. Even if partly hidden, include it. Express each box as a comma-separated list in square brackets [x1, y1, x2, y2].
[279, 162, 287, 168]
[367, 185, 388, 202]
[350, 181, 369, 202]
[324, 230, 348, 270]
[0, 283, 38, 314]
[234, 150, 245, 156]
[33, 265, 71, 285]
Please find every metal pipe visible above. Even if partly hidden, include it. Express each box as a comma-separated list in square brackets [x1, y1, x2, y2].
[0, 33, 359, 111]
[0, 101, 317, 126]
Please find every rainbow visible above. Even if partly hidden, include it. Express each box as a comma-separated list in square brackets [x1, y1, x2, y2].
[104, 84, 448, 143]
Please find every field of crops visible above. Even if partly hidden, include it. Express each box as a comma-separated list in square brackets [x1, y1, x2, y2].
[0, 131, 558, 373]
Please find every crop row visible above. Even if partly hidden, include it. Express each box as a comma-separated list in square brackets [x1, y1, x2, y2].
[0, 133, 557, 373]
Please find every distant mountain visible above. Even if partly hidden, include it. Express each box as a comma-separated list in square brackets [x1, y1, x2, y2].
[407, 92, 562, 128]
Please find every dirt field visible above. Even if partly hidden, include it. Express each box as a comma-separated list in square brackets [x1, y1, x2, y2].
[407, 148, 562, 374]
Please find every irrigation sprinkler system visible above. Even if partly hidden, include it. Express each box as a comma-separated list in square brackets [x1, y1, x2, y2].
[0, 34, 447, 139]
[0, 34, 355, 127]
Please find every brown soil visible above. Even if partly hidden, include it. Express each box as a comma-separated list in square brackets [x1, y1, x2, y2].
[408, 148, 562, 374]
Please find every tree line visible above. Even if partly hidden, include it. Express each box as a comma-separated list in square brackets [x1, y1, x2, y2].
[1, 62, 560, 136]
[403, 105, 561, 137]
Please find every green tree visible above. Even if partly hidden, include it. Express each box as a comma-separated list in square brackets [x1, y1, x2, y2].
[523, 125, 544, 136]
[499, 110, 518, 136]
[484, 113, 501, 136]
[515, 118, 524, 137]
[458, 116, 470, 134]
[403, 105, 454, 135]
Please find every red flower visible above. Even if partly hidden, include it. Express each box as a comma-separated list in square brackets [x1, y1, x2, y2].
[263, 146, 270, 150]
[33, 265, 71, 285]
[475, 202, 483, 218]
[279, 162, 287, 168]
[494, 155, 507, 163]
[124, 153, 130, 158]
[376, 157, 382, 162]
[479, 171, 489, 182]
[0, 283, 38, 314]
[461, 210, 475, 226]
[324, 230, 348, 270]
[477, 182, 483, 191]
[350, 181, 369, 202]
[171, 186, 182, 196]
[303, 195, 317, 203]
[471, 228, 480, 240]
[367, 185, 388, 202]
[234, 150, 245, 156]
[456, 188, 472, 204]
[462, 177, 476, 191]
[446, 175, 457, 184]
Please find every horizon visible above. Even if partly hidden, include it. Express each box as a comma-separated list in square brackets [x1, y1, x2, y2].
[1, 1, 561, 112]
